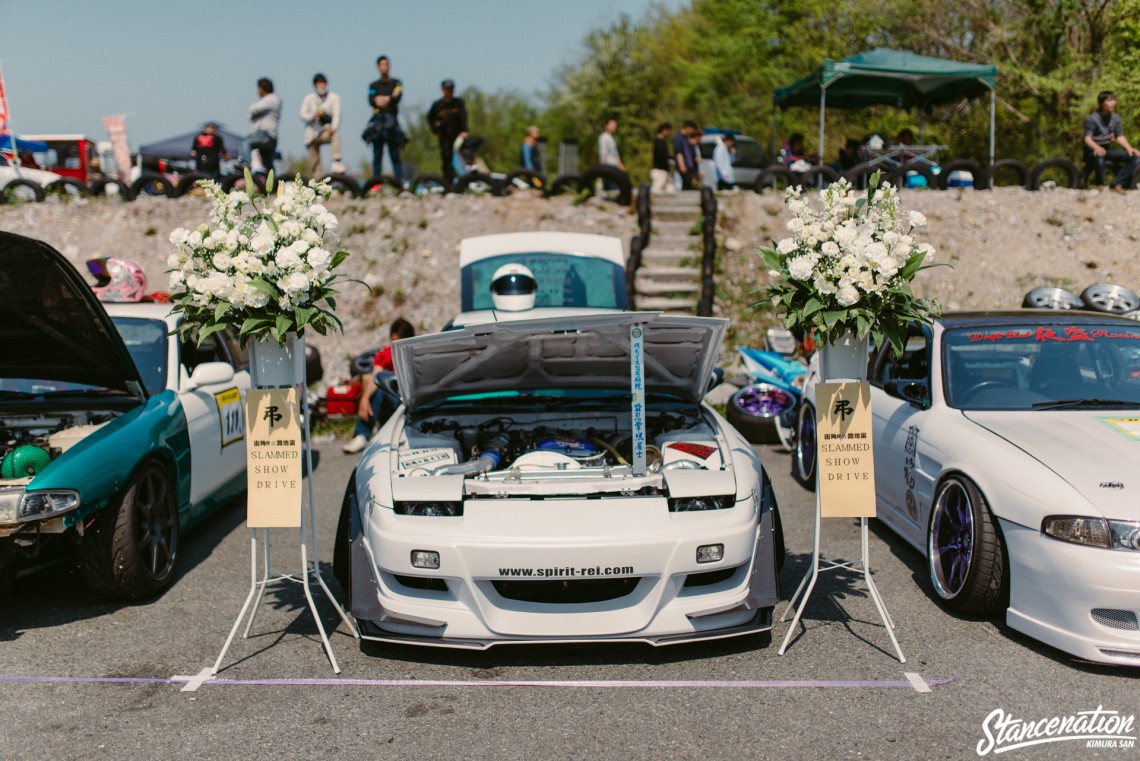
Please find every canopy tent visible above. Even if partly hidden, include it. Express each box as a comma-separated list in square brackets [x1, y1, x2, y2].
[138, 125, 245, 161]
[772, 48, 998, 166]
[0, 134, 49, 153]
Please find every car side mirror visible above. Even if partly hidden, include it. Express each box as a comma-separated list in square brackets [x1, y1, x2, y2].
[187, 361, 235, 389]
[883, 379, 930, 409]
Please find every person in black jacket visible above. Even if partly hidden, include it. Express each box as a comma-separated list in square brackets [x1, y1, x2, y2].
[191, 122, 226, 179]
[366, 55, 404, 180]
[427, 79, 467, 183]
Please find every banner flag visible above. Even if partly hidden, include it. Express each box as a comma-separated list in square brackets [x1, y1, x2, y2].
[102, 115, 131, 180]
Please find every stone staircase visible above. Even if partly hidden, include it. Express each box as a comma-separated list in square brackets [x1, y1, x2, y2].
[634, 190, 704, 312]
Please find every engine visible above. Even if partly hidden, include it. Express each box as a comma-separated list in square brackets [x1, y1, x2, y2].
[402, 411, 722, 478]
[0, 413, 115, 481]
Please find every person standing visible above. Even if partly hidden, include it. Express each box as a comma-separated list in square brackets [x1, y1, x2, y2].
[650, 122, 673, 193]
[299, 73, 344, 178]
[366, 55, 404, 180]
[597, 116, 625, 172]
[711, 132, 736, 189]
[241, 78, 281, 174]
[520, 125, 542, 173]
[1083, 90, 1140, 192]
[674, 120, 698, 190]
[427, 79, 467, 184]
[191, 122, 226, 180]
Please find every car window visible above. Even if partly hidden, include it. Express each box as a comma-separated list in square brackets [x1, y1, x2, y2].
[943, 323, 1140, 409]
[179, 333, 232, 375]
[699, 142, 715, 160]
[110, 316, 167, 394]
[873, 331, 929, 386]
[733, 139, 767, 168]
[461, 252, 626, 312]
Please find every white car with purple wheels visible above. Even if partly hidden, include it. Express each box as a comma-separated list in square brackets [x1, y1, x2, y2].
[333, 311, 783, 648]
[795, 311, 1140, 665]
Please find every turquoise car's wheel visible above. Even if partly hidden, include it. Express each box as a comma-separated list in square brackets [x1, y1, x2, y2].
[81, 460, 179, 599]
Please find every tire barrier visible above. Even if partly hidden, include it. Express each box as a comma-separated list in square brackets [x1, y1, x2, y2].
[697, 187, 717, 317]
[889, 162, 937, 190]
[326, 173, 362, 198]
[173, 173, 212, 198]
[408, 173, 449, 196]
[45, 178, 90, 198]
[797, 165, 840, 189]
[579, 164, 633, 206]
[937, 159, 984, 191]
[503, 169, 545, 193]
[548, 173, 584, 197]
[2, 178, 46, 203]
[129, 172, 174, 200]
[219, 172, 265, 194]
[626, 234, 642, 310]
[754, 166, 797, 192]
[453, 171, 503, 196]
[361, 175, 403, 197]
[983, 159, 1030, 189]
[1029, 158, 1080, 190]
[90, 178, 128, 199]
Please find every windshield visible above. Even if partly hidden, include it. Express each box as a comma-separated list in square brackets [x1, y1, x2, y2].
[943, 323, 1140, 410]
[110, 316, 167, 394]
[461, 253, 626, 312]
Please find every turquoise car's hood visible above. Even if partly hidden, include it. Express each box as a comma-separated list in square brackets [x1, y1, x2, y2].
[0, 232, 145, 396]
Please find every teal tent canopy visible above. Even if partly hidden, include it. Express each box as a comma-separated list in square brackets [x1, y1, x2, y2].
[772, 48, 998, 165]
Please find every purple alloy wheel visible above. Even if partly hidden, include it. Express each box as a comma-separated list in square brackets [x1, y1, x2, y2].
[929, 479, 975, 599]
[731, 384, 795, 419]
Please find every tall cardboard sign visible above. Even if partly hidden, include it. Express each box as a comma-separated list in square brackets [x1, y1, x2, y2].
[815, 382, 876, 518]
[245, 388, 302, 528]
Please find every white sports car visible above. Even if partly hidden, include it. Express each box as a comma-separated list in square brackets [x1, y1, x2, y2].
[333, 311, 783, 648]
[795, 311, 1140, 665]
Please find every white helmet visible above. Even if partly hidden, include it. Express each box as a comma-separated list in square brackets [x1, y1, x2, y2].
[491, 263, 537, 312]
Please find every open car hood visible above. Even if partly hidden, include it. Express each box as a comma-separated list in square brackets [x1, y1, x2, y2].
[0, 232, 145, 395]
[393, 312, 727, 411]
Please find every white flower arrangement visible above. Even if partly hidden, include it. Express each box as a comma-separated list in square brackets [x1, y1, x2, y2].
[167, 172, 352, 346]
[755, 171, 941, 355]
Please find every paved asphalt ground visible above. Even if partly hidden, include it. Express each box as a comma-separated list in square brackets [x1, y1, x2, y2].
[1, 438, 1135, 760]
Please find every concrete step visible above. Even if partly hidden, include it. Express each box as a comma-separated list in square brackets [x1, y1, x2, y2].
[635, 296, 699, 312]
[654, 209, 700, 224]
[636, 265, 701, 279]
[636, 280, 701, 296]
[641, 249, 700, 266]
[651, 221, 698, 235]
[645, 234, 700, 249]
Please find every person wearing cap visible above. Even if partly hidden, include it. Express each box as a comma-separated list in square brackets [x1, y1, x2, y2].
[191, 121, 227, 179]
[299, 73, 344, 177]
[427, 78, 468, 184]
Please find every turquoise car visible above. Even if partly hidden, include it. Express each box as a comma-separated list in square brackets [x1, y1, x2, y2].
[0, 232, 250, 599]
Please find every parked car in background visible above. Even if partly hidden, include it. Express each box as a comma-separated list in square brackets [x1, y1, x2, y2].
[0, 232, 250, 598]
[795, 311, 1140, 666]
[699, 129, 768, 188]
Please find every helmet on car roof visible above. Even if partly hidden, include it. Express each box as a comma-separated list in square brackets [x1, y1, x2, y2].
[491, 263, 536, 312]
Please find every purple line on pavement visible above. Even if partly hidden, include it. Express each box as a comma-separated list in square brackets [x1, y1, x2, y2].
[0, 675, 954, 690]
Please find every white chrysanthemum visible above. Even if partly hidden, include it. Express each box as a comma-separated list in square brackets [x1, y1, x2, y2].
[213, 252, 233, 271]
[187, 230, 203, 248]
[821, 241, 840, 256]
[787, 255, 814, 280]
[787, 218, 805, 233]
[776, 237, 797, 255]
[307, 247, 332, 269]
[166, 253, 182, 268]
[908, 210, 926, 227]
[169, 228, 190, 246]
[250, 222, 275, 255]
[275, 248, 302, 270]
[168, 271, 185, 290]
[836, 283, 860, 306]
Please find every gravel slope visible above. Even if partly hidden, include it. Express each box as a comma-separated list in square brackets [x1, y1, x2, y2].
[3, 185, 1138, 381]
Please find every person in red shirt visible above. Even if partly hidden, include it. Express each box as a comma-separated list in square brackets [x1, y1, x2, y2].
[343, 317, 415, 453]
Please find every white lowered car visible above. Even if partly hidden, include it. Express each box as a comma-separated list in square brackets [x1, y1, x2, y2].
[795, 311, 1140, 665]
[333, 311, 783, 648]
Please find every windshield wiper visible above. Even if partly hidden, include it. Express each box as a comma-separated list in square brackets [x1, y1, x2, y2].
[1032, 398, 1140, 410]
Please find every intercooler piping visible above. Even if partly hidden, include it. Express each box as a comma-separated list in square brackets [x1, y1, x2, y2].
[429, 434, 510, 477]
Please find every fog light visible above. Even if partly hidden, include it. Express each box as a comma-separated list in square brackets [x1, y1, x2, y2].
[411, 550, 440, 569]
[696, 544, 723, 563]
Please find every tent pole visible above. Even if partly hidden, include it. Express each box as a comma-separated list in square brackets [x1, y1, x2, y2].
[989, 88, 996, 166]
[818, 88, 826, 167]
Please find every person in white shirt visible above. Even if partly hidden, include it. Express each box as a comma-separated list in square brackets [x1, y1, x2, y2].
[711, 133, 736, 188]
[299, 73, 344, 177]
[241, 77, 281, 174]
[598, 116, 624, 171]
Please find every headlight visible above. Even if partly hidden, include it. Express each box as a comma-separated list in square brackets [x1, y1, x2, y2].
[19, 490, 81, 521]
[1042, 516, 1140, 551]
[0, 490, 22, 523]
[394, 501, 463, 517]
[668, 495, 734, 512]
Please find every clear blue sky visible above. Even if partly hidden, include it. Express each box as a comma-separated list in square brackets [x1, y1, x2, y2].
[0, 0, 684, 168]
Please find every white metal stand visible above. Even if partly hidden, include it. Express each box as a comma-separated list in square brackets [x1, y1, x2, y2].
[212, 381, 358, 676]
[777, 484, 905, 663]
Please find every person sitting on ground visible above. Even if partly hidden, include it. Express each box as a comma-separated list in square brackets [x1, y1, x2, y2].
[1083, 90, 1140, 192]
[343, 317, 416, 454]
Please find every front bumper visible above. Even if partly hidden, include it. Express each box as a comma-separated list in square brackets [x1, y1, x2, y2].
[348, 493, 779, 648]
[1002, 518, 1140, 666]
